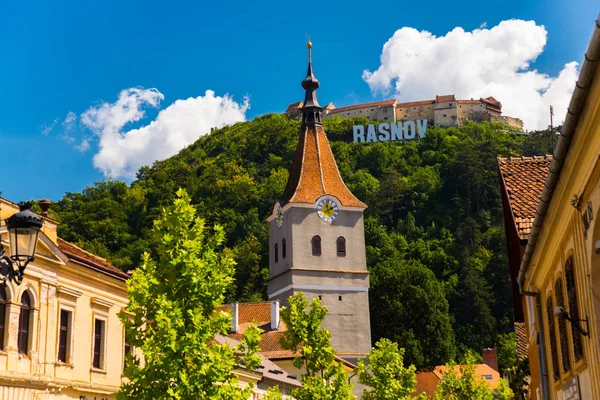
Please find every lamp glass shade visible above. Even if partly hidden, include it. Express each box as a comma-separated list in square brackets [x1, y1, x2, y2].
[8, 227, 40, 262]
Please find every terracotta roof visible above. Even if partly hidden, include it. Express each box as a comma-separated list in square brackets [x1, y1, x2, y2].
[481, 96, 502, 110]
[281, 124, 366, 208]
[416, 364, 501, 397]
[217, 302, 296, 360]
[515, 322, 528, 360]
[498, 156, 552, 240]
[215, 335, 301, 387]
[285, 101, 303, 114]
[57, 237, 129, 280]
[435, 94, 456, 102]
[396, 99, 435, 108]
[327, 99, 396, 114]
[457, 99, 482, 105]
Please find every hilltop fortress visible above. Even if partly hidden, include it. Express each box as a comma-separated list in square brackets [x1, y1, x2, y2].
[286, 94, 523, 129]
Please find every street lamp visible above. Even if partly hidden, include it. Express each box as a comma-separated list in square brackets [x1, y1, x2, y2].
[0, 203, 43, 285]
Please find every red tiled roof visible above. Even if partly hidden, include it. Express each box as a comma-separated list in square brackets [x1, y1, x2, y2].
[435, 94, 456, 102]
[281, 124, 366, 208]
[285, 101, 303, 114]
[396, 99, 435, 108]
[217, 302, 296, 360]
[57, 237, 129, 280]
[498, 156, 551, 240]
[327, 99, 396, 114]
[481, 96, 502, 110]
[457, 99, 482, 105]
[515, 322, 528, 360]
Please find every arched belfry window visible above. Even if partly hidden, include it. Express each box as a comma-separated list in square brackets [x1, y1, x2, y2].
[274, 243, 279, 263]
[565, 257, 584, 361]
[336, 237, 346, 257]
[282, 239, 287, 259]
[0, 286, 6, 350]
[18, 292, 31, 355]
[312, 236, 321, 256]
[555, 278, 571, 373]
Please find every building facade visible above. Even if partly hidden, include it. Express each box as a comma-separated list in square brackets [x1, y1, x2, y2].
[498, 16, 600, 400]
[287, 94, 524, 129]
[0, 197, 129, 399]
[268, 43, 372, 365]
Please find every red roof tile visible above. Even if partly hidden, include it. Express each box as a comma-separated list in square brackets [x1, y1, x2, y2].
[457, 99, 482, 105]
[285, 101, 303, 114]
[396, 99, 435, 108]
[327, 99, 396, 114]
[281, 124, 366, 208]
[515, 322, 528, 360]
[57, 237, 129, 280]
[498, 156, 551, 240]
[435, 94, 456, 102]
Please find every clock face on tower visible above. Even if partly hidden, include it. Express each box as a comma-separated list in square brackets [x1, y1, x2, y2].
[275, 203, 284, 228]
[316, 199, 339, 222]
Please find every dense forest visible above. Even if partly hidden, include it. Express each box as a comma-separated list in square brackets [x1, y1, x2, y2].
[50, 114, 554, 370]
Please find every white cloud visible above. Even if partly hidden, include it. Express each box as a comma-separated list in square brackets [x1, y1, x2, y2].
[363, 19, 579, 130]
[63, 111, 77, 127]
[80, 87, 249, 178]
[41, 118, 59, 135]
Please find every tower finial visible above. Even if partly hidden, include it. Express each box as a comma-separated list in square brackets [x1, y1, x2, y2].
[301, 37, 322, 125]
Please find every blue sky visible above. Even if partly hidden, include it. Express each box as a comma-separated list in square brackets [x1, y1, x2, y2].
[0, 0, 597, 202]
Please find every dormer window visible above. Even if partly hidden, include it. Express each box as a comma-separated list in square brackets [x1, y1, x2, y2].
[311, 236, 321, 256]
[336, 237, 346, 257]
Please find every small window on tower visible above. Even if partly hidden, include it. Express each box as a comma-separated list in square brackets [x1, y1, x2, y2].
[282, 239, 287, 259]
[336, 237, 346, 257]
[312, 236, 321, 256]
[339, 296, 342, 301]
[274, 243, 279, 263]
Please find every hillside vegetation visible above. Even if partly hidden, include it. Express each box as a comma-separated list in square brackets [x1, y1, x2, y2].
[52, 114, 553, 369]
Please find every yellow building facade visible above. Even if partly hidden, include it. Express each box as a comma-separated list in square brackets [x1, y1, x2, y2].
[0, 198, 129, 399]
[515, 16, 600, 400]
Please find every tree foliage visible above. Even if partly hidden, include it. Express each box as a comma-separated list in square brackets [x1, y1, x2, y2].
[117, 189, 262, 399]
[279, 292, 354, 400]
[435, 357, 513, 400]
[356, 338, 426, 400]
[51, 114, 553, 369]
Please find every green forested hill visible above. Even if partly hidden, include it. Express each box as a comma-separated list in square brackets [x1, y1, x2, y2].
[51, 114, 553, 369]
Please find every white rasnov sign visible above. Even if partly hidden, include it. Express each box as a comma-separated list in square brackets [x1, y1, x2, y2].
[353, 120, 428, 143]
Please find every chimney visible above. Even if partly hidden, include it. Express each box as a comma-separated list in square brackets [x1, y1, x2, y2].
[271, 299, 280, 331]
[231, 302, 239, 333]
[482, 348, 498, 372]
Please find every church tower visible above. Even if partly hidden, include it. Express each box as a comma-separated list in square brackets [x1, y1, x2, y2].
[267, 41, 371, 362]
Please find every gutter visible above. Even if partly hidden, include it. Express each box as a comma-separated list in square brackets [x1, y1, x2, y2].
[518, 14, 600, 293]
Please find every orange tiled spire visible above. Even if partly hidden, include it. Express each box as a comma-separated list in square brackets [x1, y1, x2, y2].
[280, 41, 366, 209]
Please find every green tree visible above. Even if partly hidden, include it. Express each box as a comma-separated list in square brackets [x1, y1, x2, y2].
[118, 189, 262, 399]
[370, 259, 456, 369]
[279, 292, 355, 400]
[356, 338, 426, 400]
[435, 356, 513, 400]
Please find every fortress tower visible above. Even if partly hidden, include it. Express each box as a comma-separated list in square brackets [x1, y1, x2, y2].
[266, 41, 371, 362]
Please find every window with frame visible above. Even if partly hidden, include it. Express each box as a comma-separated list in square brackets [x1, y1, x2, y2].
[0, 286, 6, 351]
[546, 296, 560, 381]
[18, 292, 31, 355]
[336, 237, 346, 257]
[58, 309, 72, 363]
[93, 318, 106, 369]
[555, 278, 571, 373]
[565, 258, 584, 361]
[282, 239, 286, 259]
[311, 236, 321, 256]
